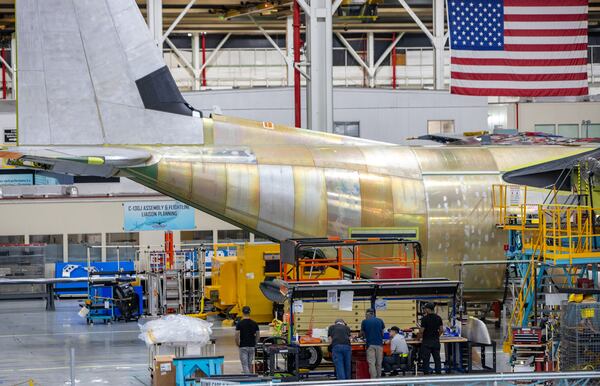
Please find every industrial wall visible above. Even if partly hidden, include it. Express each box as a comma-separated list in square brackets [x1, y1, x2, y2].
[488, 101, 600, 136]
[187, 87, 489, 143]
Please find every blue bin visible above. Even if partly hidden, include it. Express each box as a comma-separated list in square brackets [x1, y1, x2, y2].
[173, 356, 224, 386]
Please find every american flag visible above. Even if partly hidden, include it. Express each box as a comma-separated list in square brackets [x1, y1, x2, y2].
[449, 0, 589, 97]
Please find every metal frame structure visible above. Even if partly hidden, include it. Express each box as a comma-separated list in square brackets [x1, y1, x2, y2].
[280, 237, 422, 282]
[141, 0, 453, 131]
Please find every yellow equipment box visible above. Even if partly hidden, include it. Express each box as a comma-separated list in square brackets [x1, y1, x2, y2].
[206, 243, 279, 323]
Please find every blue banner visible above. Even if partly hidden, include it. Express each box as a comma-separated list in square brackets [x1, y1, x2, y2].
[123, 200, 195, 231]
[0, 173, 33, 185]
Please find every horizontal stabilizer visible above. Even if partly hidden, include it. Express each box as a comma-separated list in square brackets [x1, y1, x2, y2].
[503, 148, 600, 190]
[0, 146, 154, 177]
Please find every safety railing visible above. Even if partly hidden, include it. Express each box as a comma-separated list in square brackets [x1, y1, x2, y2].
[541, 204, 600, 263]
[491, 184, 600, 261]
[279, 238, 421, 282]
[200, 371, 600, 385]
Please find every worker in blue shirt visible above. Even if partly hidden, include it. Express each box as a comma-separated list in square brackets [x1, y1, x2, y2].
[361, 308, 385, 378]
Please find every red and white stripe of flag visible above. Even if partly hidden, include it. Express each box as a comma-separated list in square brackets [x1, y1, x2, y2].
[451, 0, 589, 97]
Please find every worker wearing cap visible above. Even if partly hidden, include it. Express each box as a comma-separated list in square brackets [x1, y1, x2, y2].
[328, 318, 352, 380]
[419, 303, 444, 375]
[235, 306, 260, 374]
[361, 308, 385, 378]
[383, 326, 409, 375]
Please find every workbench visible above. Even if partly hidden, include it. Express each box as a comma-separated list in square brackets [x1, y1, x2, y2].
[296, 336, 479, 375]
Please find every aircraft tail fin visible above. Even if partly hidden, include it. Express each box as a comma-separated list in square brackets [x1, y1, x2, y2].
[16, 0, 203, 146]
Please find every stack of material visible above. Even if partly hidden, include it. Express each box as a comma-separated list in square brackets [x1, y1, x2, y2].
[559, 302, 600, 371]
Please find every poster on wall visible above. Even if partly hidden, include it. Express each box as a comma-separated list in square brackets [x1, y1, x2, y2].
[0, 173, 33, 186]
[123, 200, 195, 231]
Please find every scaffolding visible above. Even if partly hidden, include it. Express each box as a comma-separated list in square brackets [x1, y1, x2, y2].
[492, 183, 600, 352]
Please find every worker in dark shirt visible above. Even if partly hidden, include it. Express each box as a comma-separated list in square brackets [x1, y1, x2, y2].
[328, 319, 352, 380]
[235, 306, 260, 374]
[361, 308, 385, 378]
[419, 302, 444, 375]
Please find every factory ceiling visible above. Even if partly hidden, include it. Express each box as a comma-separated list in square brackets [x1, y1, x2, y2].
[0, 0, 597, 36]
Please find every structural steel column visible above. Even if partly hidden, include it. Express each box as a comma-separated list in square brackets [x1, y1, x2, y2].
[432, 0, 445, 90]
[147, 0, 163, 45]
[191, 32, 201, 91]
[367, 32, 375, 88]
[286, 15, 295, 87]
[306, 0, 333, 132]
[293, 1, 302, 128]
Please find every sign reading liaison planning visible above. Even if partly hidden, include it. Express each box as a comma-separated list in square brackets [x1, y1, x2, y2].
[123, 201, 195, 231]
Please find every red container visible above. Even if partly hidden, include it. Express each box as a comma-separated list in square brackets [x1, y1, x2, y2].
[352, 354, 370, 379]
[373, 266, 412, 279]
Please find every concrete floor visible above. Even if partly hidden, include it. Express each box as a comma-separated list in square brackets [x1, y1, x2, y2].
[0, 299, 244, 386]
[0, 299, 511, 386]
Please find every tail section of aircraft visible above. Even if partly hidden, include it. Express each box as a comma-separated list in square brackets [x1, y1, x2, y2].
[16, 0, 203, 146]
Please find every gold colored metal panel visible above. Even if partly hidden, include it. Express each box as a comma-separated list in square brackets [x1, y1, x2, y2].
[293, 166, 328, 237]
[359, 173, 394, 228]
[311, 147, 368, 172]
[257, 165, 295, 240]
[488, 146, 592, 172]
[359, 147, 422, 179]
[252, 145, 315, 167]
[391, 176, 428, 266]
[191, 162, 227, 215]
[157, 160, 192, 199]
[324, 168, 362, 237]
[225, 163, 260, 229]
[423, 174, 504, 291]
[211, 114, 386, 147]
[413, 147, 498, 172]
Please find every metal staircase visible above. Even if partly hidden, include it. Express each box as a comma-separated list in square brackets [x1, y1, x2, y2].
[492, 182, 600, 351]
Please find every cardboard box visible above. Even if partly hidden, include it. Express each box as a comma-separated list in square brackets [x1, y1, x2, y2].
[153, 355, 176, 386]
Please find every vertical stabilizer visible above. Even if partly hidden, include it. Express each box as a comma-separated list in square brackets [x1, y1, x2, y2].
[16, 0, 203, 146]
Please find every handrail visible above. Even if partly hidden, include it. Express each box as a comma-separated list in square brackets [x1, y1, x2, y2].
[212, 371, 600, 385]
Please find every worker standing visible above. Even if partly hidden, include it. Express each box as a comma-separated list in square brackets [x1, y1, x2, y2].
[383, 326, 409, 375]
[361, 308, 385, 378]
[419, 303, 444, 375]
[327, 318, 352, 380]
[235, 306, 260, 374]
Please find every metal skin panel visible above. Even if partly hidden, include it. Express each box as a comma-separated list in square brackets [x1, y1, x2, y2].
[253, 146, 315, 167]
[359, 173, 394, 228]
[191, 162, 227, 216]
[311, 147, 369, 172]
[210, 115, 389, 147]
[359, 147, 422, 179]
[413, 147, 499, 173]
[423, 174, 504, 291]
[293, 166, 328, 238]
[324, 168, 362, 237]
[488, 146, 591, 172]
[257, 165, 295, 240]
[75, 0, 145, 107]
[391, 176, 428, 270]
[157, 160, 192, 199]
[225, 163, 260, 230]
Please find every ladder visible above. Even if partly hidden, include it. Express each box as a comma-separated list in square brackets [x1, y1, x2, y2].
[162, 269, 183, 314]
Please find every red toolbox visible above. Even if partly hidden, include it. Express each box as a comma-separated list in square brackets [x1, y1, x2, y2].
[373, 266, 412, 279]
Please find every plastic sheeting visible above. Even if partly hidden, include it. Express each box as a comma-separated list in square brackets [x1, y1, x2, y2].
[139, 315, 213, 346]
